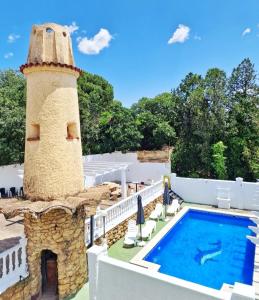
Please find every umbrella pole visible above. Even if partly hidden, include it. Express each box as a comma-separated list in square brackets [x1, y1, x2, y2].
[138, 223, 145, 247]
[164, 204, 169, 221]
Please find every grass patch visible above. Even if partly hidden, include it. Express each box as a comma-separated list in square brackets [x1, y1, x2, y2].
[108, 219, 168, 262]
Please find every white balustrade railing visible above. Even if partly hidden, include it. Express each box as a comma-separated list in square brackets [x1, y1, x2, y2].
[85, 180, 163, 246]
[0, 236, 28, 294]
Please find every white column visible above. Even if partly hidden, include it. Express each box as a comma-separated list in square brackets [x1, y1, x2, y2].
[235, 177, 244, 209]
[121, 168, 127, 199]
[88, 245, 107, 300]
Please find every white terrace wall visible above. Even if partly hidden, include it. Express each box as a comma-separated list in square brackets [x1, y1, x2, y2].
[88, 246, 228, 300]
[0, 152, 170, 191]
[170, 173, 259, 211]
[83, 151, 171, 185]
[0, 164, 23, 192]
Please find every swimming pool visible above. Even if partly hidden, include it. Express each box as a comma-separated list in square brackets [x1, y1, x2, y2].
[143, 209, 255, 290]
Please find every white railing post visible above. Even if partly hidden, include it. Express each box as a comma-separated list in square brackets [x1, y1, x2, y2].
[235, 177, 244, 209]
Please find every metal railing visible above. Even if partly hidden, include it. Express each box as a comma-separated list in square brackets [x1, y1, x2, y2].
[85, 180, 163, 246]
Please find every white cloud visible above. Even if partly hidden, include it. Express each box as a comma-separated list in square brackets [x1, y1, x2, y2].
[4, 52, 14, 59]
[64, 21, 79, 34]
[168, 24, 190, 44]
[242, 28, 251, 36]
[77, 28, 113, 55]
[7, 34, 20, 43]
[194, 34, 201, 41]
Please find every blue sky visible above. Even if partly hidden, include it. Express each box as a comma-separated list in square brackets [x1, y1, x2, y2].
[0, 0, 259, 106]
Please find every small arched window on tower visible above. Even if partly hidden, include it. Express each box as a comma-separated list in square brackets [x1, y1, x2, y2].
[46, 27, 54, 34]
[66, 123, 79, 141]
[27, 124, 40, 141]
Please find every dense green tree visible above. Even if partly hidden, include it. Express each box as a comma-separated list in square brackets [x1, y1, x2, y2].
[0, 59, 258, 181]
[211, 141, 227, 179]
[226, 58, 259, 180]
[132, 93, 177, 150]
[97, 100, 142, 153]
[204, 68, 228, 143]
[172, 73, 212, 177]
[0, 70, 26, 165]
[78, 71, 114, 154]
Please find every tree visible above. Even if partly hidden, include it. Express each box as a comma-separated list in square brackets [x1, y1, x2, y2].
[204, 68, 228, 143]
[211, 141, 227, 179]
[0, 70, 26, 165]
[226, 58, 259, 180]
[78, 71, 114, 154]
[0, 59, 258, 182]
[97, 100, 142, 153]
[132, 93, 177, 150]
[172, 73, 212, 177]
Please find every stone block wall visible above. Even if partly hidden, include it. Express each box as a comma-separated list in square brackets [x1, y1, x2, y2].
[24, 207, 87, 299]
[137, 147, 172, 163]
[0, 277, 31, 300]
[0, 207, 87, 300]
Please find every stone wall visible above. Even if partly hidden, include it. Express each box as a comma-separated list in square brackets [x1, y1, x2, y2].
[25, 207, 87, 299]
[0, 195, 162, 299]
[96, 195, 163, 248]
[0, 277, 31, 300]
[0, 207, 87, 300]
[137, 147, 172, 163]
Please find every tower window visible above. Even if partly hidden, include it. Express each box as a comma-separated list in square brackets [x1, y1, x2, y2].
[27, 124, 40, 141]
[66, 123, 79, 140]
[46, 27, 54, 33]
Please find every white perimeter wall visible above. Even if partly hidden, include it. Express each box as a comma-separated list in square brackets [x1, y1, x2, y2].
[83, 151, 171, 185]
[171, 173, 259, 211]
[0, 152, 170, 190]
[0, 164, 23, 191]
[88, 246, 228, 300]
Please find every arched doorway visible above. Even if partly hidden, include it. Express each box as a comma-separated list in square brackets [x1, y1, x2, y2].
[41, 250, 58, 298]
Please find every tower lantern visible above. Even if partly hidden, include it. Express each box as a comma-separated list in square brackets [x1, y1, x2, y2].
[21, 23, 84, 201]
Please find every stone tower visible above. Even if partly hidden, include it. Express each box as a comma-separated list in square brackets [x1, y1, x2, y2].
[21, 23, 84, 201]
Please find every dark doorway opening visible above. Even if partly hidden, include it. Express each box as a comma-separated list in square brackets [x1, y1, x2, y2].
[41, 250, 58, 298]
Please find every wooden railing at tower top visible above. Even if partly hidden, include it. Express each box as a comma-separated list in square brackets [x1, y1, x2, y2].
[85, 180, 163, 246]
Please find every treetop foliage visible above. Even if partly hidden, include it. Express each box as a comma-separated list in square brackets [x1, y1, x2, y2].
[0, 58, 258, 181]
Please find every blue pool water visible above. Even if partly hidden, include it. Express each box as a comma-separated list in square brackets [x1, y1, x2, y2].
[144, 210, 255, 290]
